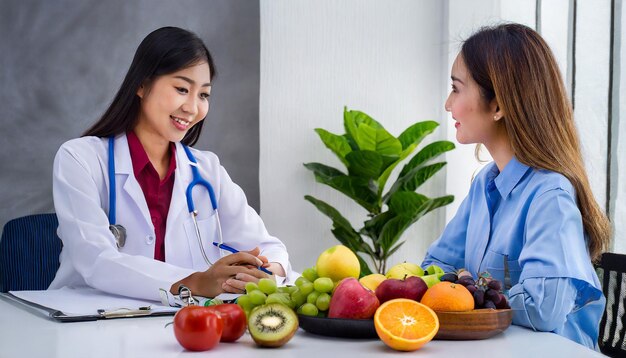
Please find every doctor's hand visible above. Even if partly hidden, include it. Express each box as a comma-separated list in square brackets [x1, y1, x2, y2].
[170, 250, 269, 298]
[221, 247, 273, 293]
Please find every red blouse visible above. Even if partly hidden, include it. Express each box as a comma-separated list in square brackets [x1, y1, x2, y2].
[126, 131, 176, 262]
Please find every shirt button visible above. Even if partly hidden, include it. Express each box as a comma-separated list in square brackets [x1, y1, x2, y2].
[146, 235, 155, 244]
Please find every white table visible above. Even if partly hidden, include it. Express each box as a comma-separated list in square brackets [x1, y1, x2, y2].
[0, 296, 604, 358]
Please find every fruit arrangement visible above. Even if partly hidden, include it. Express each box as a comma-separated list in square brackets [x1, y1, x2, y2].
[439, 270, 511, 309]
[200, 244, 512, 352]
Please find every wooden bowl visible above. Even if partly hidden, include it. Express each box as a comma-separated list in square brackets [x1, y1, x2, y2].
[434, 308, 513, 340]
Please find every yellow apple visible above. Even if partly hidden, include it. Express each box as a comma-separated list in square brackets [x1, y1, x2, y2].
[385, 262, 424, 279]
[359, 273, 387, 291]
[316, 245, 360, 282]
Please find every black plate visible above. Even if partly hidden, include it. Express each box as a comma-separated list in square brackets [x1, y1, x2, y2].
[297, 314, 378, 339]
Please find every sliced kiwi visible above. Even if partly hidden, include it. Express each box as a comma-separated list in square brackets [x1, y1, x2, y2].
[248, 303, 299, 347]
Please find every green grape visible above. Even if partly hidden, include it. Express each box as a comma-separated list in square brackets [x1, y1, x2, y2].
[249, 289, 267, 305]
[236, 294, 254, 311]
[299, 281, 314, 296]
[286, 286, 298, 294]
[313, 277, 334, 293]
[302, 267, 319, 282]
[266, 292, 293, 308]
[258, 278, 277, 295]
[316, 292, 331, 311]
[306, 291, 320, 305]
[295, 276, 310, 287]
[277, 286, 292, 293]
[245, 282, 259, 293]
[299, 303, 319, 317]
[291, 289, 306, 307]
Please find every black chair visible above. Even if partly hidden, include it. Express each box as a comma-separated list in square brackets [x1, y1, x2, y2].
[0, 213, 62, 292]
[597, 252, 626, 357]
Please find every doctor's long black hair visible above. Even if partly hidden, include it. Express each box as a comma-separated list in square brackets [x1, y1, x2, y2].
[83, 26, 217, 146]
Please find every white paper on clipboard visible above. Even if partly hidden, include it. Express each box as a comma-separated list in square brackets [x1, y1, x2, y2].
[4, 287, 179, 322]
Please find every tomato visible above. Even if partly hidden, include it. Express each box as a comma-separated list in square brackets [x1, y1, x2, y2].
[205, 304, 247, 342]
[173, 306, 223, 351]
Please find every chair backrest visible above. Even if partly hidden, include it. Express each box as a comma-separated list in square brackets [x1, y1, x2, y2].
[597, 252, 626, 357]
[0, 214, 62, 292]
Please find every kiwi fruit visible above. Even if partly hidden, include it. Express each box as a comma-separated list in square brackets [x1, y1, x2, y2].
[248, 303, 299, 347]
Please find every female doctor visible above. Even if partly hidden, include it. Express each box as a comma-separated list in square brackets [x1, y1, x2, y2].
[421, 24, 610, 349]
[49, 27, 293, 301]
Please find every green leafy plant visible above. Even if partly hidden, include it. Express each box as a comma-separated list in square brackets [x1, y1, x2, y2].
[304, 107, 455, 276]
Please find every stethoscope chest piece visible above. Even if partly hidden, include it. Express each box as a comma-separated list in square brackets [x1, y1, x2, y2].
[109, 224, 127, 248]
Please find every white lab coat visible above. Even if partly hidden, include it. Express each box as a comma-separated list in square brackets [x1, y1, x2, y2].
[49, 134, 293, 301]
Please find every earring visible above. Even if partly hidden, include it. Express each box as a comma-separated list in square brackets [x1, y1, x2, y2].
[493, 115, 499, 121]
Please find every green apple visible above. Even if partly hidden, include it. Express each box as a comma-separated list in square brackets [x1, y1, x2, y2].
[420, 273, 441, 288]
[386, 262, 424, 279]
[424, 264, 445, 277]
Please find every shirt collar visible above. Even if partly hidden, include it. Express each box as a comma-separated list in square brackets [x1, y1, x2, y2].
[126, 130, 177, 180]
[488, 156, 531, 199]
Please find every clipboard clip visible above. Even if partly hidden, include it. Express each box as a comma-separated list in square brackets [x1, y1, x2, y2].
[97, 306, 152, 319]
[158, 286, 224, 308]
[178, 285, 197, 306]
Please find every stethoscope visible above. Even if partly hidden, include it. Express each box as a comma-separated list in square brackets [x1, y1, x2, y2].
[107, 136, 224, 266]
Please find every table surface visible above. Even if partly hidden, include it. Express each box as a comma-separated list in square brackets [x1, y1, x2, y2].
[0, 296, 605, 358]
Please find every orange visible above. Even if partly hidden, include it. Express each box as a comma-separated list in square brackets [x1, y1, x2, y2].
[420, 281, 474, 312]
[374, 298, 439, 351]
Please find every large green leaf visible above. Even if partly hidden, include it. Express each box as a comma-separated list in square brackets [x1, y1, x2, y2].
[352, 109, 384, 129]
[314, 128, 352, 167]
[379, 191, 441, 254]
[344, 108, 383, 144]
[346, 150, 383, 179]
[304, 195, 362, 249]
[384, 162, 447, 203]
[356, 253, 374, 277]
[304, 163, 378, 212]
[361, 211, 395, 247]
[378, 215, 415, 255]
[388, 191, 429, 214]
[355, 124, 402, 156]
[399, 162, 447, 192]
[329, 176, 379, 213]
[397, 121, 439, 149]
[376, 143, 417, 197]
[303, 162, 345, 181]
[399, 141, 455, 177]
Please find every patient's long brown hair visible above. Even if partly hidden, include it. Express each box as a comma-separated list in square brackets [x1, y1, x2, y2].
[462, 23, 610, 262]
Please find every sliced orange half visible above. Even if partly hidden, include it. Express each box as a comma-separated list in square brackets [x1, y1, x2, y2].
[374, 298, 440, 351]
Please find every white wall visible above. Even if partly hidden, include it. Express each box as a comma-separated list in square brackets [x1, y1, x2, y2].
[260, 0, 625, 273]
[260, 0, 447, 272]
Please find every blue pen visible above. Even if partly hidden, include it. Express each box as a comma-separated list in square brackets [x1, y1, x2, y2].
[212, 242, 273, 275]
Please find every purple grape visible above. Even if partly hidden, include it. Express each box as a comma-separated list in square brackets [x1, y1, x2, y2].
[495, 294, 510, 309]
[466, 284, 477, 294]
[441, 273, 458, 283]
[487, 280, 503, 292]
[457, 277, 475, 287]
[485, 289, 502, 304]
[473, 289, 485, 306]
[484, 300, 496, 309]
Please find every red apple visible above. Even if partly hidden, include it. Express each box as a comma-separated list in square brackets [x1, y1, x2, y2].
[328, 278, 380, 319]
[375, 276, 428, 304]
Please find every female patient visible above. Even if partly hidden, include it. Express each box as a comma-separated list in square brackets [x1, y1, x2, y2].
[422, 23, 610, 349]
[49, 27, 292, 301]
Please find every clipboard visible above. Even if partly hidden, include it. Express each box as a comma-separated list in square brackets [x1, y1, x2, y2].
[2, 287, 180, 322]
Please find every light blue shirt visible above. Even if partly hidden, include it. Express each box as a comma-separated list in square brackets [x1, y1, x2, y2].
[422, 157, 605, 350]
